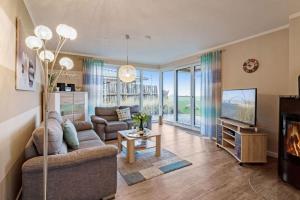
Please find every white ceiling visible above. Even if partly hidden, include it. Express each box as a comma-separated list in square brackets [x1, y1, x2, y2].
[24, 0, 299, 66]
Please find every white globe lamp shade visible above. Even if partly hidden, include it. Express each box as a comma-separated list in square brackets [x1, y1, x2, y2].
[56, 24, 77, 40]
[39, 50, 54, 62]
[59, 57, 74, 70]
[34, 25, 53, 40]
[25, 36, 42, 50]
[118, 65, 136, 83]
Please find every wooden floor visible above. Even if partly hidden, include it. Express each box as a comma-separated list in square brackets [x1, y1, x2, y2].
[112, 124, 300, 200]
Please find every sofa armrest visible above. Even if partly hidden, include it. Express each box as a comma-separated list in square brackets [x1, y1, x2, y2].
[22, 145, 118, 200]
[73, 121, 93, 131]
[22, 145, 117, 172]
[91, 115, 108, 125]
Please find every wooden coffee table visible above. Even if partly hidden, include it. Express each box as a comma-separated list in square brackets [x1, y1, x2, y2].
[117, 129, 161, 163]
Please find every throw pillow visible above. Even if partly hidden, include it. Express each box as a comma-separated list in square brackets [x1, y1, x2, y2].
[116, 108, 131, 121]
[63, 120, 79, 149]
[32, 119, 64, 155]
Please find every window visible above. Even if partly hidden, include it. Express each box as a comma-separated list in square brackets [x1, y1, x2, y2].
[176, 68, 192, 125]
[102, 65, 118, 106]
[120, 70, 141, 106]
[142, 71, 160, 120]
[163, 71, 175, 121]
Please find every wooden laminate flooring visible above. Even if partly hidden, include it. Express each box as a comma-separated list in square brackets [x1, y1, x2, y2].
[111, 124, 300, 200]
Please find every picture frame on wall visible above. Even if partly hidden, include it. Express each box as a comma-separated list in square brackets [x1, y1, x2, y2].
[15, 18, 38, 91]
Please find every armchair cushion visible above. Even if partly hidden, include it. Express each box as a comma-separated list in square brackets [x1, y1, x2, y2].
[91, 115, 108, 124]
[116, 108, 131, 121]
[73, 121, 93, 131]
[105, 121, 128, 133]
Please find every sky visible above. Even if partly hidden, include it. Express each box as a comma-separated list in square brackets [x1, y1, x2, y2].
[163, 70, 201, 97]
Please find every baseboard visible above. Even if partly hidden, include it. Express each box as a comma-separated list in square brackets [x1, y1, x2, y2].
[267, 151, 278, 158]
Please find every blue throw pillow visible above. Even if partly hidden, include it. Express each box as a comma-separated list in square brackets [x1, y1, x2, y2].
[63, 120, 79, 149]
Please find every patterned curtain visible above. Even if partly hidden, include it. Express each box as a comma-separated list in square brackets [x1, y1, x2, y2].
[199, 51, 222, 138]
[83, 58, 104, 115]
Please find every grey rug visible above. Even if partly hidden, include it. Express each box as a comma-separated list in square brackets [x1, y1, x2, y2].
[118, 148, 192, 186]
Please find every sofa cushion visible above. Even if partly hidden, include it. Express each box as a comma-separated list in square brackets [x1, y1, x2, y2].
[79, 140, 105, 149]
[77, 130, 100, 142]
[63, 120, 80, 150]
[48, 111, 63, 124]
[32, 119, 64, 155]
[105, 121, 128, 133]
[24, 137, 39, 160]
[116, 108, 131, 121]
[73, 121, 93, 131]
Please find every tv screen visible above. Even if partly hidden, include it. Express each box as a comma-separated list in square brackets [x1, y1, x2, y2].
[221, 88, 257, 126]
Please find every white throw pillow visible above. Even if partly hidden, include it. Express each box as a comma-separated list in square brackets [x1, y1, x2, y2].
[116, 108, 131, 121]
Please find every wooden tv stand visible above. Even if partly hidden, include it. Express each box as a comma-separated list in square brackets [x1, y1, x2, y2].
[216, 118, 267, 164]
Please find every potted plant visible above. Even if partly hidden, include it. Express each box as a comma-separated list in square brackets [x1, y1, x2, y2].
[132, 113, 150, 131]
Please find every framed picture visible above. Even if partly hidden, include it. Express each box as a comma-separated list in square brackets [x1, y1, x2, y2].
[16, 18, 37, 91]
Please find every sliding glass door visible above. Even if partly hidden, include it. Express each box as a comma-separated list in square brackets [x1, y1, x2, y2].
[176, 68, 192, 125]
[162, 71, 175, 121]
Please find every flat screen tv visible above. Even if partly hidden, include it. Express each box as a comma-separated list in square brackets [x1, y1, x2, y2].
[221, 88, 257, 126]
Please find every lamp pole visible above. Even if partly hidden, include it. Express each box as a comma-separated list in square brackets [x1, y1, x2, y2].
[43, 59, 49, 200]
[25, 24, 77, 200]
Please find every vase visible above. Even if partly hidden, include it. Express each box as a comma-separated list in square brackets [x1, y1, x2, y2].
[139, 119, 144, 131]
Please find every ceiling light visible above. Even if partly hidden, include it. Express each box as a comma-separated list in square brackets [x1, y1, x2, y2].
[39, 50, 54, 62]
[119, 34, 136, 83]
[56, 24, 77, 40]
[119, 65, 136, 83]
[34, 25, 53, 40]
[59, 57, 74, 70]
[25, 36, 43, 50]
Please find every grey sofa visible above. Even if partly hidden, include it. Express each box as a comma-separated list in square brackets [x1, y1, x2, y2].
[22, 112, 118, 200]
[91, 105, 152, 141]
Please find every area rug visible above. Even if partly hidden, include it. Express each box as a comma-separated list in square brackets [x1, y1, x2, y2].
[118, 148, 192, 186]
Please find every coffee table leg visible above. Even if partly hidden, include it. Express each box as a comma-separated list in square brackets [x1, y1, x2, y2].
[155, 135, 161, 157]
[127, 140, 135, 163]
[117, 133, 122, 152]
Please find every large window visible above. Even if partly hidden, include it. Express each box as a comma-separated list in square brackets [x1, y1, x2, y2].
[163, 71, 175, 121]
[120, 70, 141, 106]
[142, 71, 160, 120]
[102, 65, 118, 106]
[176, 68, 192, 125]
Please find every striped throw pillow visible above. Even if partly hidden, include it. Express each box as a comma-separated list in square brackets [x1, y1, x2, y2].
[116, 108, 131, 121]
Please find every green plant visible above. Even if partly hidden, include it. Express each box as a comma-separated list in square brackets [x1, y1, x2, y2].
[132, 113, 150, 126]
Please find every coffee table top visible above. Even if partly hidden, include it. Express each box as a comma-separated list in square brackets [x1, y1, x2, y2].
[118, 128, 160, 140]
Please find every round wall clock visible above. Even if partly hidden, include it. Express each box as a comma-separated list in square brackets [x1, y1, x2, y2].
[243, 59, 259, 73]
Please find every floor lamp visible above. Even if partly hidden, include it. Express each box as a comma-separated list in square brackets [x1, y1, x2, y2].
[25, 24, 77, 200]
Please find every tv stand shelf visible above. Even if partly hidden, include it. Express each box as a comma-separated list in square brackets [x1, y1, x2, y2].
[216, 118, 267, 164]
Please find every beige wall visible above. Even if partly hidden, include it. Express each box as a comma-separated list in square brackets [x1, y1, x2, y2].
[53, 53, 84, 90]
[161, 29, 290, 155]
[0, 0, 41, 199]
[289, 16, 300, 94]
[222, 29, 289, 154]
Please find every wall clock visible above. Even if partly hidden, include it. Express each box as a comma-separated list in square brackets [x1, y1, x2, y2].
[243, 59, 259, 73]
